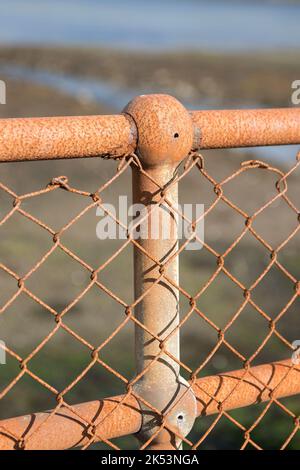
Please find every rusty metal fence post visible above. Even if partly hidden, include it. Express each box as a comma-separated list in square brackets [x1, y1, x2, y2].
[124, 95, 198, 449]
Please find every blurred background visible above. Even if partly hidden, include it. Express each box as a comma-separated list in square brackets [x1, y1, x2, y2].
[0, 0, 299, 449]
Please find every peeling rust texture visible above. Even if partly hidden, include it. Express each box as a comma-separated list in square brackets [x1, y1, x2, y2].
[0, 106, 299, 163]
[0, 395, 141, 450]
[191, 108, 300, 149]
[0, 114, 136, 162]
[145, 429, 178, 450]
[1, 360, 299, 450]
[128, 95, 197, 448]
[124, 94, 194, 167]
[192, 359, 300, 417]
[131, 161, 185, 444]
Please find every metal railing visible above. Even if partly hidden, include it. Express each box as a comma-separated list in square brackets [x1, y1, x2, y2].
[0, 94, 299, 450]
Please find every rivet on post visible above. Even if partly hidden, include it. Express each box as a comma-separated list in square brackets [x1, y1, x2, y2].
[123, 94, 197, 449]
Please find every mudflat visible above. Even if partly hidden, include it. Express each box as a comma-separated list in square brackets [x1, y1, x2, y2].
[0, 46, 299, 114]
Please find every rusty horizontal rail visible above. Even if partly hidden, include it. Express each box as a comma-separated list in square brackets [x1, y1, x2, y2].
[0, 395, 142, 450]
[1, 359, 299, 450]
[192, 108, 300, 149]
[0, 114, 136, 162]
[193, 359, 300, 417]
[0, 107, 299, 163]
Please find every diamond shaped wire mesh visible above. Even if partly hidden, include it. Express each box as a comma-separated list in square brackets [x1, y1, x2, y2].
[0, 147, 299, 450]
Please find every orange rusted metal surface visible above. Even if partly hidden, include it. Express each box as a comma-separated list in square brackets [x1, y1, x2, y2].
[193, 360, 300, 417]
[124, 94, 195, 167]
[191, 108, 300, 149]
[0, 102, 300, 163]
[1, 360, 299, 450]
[0, 114, 136, 162]
[0, 395, 141, 450]
[128, 95, 197, 449]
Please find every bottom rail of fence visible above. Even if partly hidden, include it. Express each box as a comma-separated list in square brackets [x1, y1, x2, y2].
[0, 359, 299, 450]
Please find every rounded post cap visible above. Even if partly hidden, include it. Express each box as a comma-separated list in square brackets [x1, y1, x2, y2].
[123, 94, 194, 167]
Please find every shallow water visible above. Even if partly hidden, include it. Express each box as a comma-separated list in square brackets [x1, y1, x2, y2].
[0, 0, 300, 51]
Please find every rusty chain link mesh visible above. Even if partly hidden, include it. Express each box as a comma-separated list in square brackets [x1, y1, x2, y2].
[0, 146, 299, 450]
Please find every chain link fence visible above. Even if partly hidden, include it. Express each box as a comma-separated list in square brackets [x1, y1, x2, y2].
[0, 95, 299, 450]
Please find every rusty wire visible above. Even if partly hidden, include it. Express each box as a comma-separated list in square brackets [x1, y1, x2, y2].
[0, 145, 299, 450]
